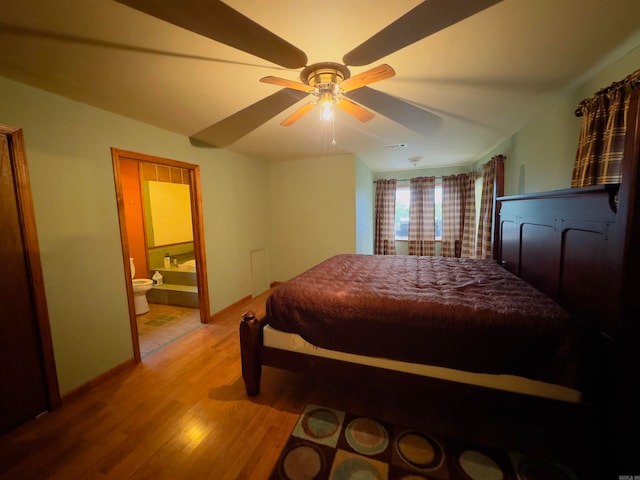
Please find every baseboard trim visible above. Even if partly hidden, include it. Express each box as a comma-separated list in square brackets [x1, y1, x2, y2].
[61, 358, 136, 404]
[211, 294, 252, 322]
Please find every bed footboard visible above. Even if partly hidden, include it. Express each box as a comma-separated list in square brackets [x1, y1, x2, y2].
[239, 311, 265, 396]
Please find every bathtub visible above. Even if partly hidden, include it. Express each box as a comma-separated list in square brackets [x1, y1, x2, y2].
[147, 261, 198, 308]
[179, 259, 196, 272]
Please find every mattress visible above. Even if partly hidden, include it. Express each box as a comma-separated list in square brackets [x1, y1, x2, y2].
[266, 254, 583, 388]
[263, 325, 581, 403]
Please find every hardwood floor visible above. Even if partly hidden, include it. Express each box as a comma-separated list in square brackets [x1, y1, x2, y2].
[0, 290, 596, 479]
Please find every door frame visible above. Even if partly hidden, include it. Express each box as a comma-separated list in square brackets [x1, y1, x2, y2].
[111, 148, 211, 363]
[1, 123, 60, 409]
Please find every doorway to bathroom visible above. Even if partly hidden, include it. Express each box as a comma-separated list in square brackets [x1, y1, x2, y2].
[111, 148, 210, 362]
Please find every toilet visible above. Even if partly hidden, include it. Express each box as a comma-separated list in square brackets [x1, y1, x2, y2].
[130, 258, 153, 315]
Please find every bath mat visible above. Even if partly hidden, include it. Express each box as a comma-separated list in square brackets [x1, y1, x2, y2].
[269, 403, 579, 479]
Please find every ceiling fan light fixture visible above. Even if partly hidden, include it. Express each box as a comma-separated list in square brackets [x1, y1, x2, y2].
[320, 95, 335, 122]
[302, 63, 350, 123]
[301, 62, 351, 86]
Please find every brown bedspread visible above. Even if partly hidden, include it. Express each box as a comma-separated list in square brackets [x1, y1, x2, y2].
[266, 254, 582, 388]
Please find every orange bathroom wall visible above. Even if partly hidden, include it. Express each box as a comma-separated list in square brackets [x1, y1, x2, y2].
[119, 158, 148, 278]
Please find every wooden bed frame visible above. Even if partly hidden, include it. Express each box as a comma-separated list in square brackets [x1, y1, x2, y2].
[240, 183, 617, 394]
[239, 88, 640, 423]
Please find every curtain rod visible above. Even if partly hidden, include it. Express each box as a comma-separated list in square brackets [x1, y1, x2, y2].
[373, 170, 482, 183]
[373, 177, 417, 183]
[575, 68, 640, 117]
[372, 155, 503, 183]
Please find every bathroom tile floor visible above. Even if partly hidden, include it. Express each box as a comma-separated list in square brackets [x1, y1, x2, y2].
[136, 303, 203, 359]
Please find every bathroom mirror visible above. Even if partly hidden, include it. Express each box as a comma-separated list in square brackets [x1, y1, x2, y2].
[143, 180, 193, 246]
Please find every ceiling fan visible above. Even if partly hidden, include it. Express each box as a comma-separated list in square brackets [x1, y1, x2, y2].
[260, 62, 394, 127]
[115, 0, 501, 147]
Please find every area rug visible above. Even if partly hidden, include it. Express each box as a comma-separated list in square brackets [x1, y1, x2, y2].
[270, 403, 578, 480]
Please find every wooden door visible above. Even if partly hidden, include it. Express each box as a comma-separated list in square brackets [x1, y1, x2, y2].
[0, 125, 59, 434]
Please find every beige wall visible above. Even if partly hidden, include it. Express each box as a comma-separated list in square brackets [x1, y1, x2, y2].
[269, 154, 357, 282]
[0, 76, 270, 394]
[355, 157, 374, 255]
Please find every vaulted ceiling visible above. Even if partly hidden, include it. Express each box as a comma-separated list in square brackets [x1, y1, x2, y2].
[2, 1, 640, 171]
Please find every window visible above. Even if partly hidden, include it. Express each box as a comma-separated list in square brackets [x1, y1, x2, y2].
[394, 185, 410, 240]
[394, 182, 442, 240]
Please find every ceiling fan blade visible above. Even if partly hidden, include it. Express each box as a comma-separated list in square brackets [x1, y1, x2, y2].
[345, 87, 439, 133]
[336, 98, 375, 122]
[340, 64, 395, 93]
[260, 76, 313, 93]
[281, 102, 316, 126]
[342, 0, 501, 66]
[115, 0, 308, 68]
[191, 89, 308, 146]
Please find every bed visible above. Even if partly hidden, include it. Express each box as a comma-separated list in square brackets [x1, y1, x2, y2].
[268, 253, 580, 384]
[241, 185, 620, 404]
[240, 94, 640, 408]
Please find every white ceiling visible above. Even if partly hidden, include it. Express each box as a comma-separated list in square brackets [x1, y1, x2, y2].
[2, 0, 640, 172]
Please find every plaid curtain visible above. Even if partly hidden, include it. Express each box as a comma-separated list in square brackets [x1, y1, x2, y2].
[461, 172, 478, 258]
[442, 173, 477, 258]
[476, 156, 502, 259]
[572, 69, 640, 187]
[408, 176, 436, 256]
[441, 175, 463, 258]
[374, 179, 397, 255]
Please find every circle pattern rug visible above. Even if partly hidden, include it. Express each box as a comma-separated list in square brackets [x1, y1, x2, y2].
[270, 404, 579, 480]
